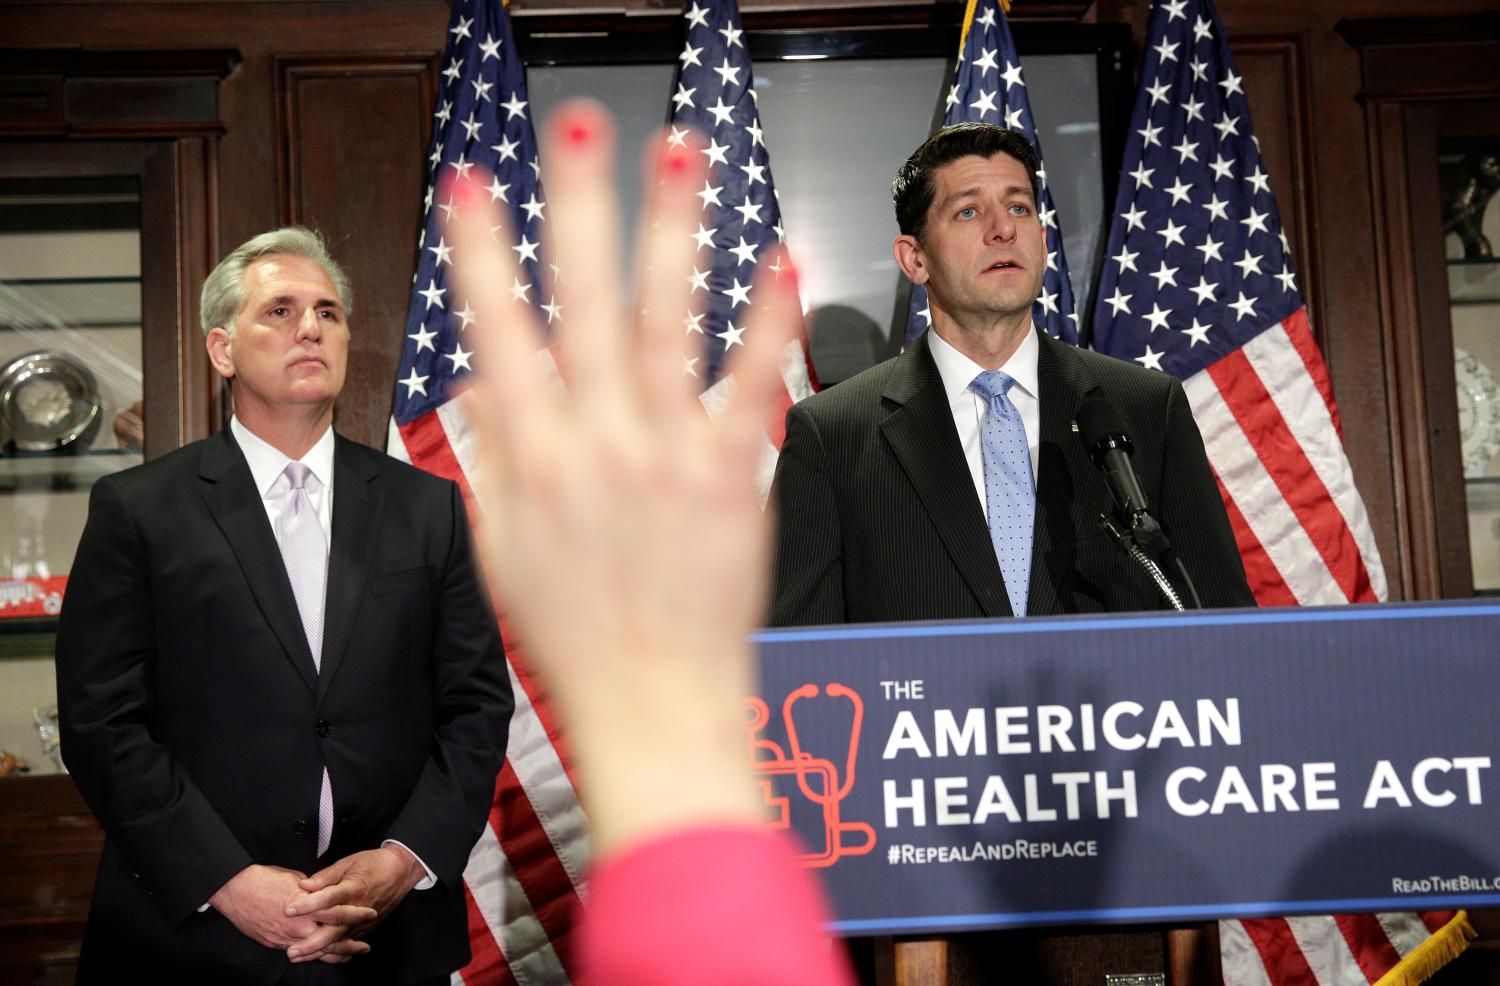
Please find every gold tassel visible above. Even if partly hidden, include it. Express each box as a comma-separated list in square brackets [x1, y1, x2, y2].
[1373, 911, 1477, 986]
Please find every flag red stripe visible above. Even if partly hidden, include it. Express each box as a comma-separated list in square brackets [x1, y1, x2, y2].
[1207, 351, 1372, 603]
[491, 760, 583, 978]
[1421, 910, 1458, 934]
[1336, 913, 1404, 983]
[1279, 309, 1342, 438]
[399, 413, 475, 502]
[400, 410, 584, 979]
[460, 881, 518, 986]
[1239, 917, 1320, 986]
[1213, 472, 1299, 607]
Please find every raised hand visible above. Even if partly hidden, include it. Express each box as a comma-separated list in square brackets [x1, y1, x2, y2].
[444, 100, 803, 856]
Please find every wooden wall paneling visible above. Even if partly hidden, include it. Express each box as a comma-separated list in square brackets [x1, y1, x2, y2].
[173, 136, 223, 440]
[0, 776, 101, 979]
[1362, 100, 1448, 598]
[275, 55, 441, 451]
[1339, 13, 1500, 599]
[1402, 105, 1475, 598]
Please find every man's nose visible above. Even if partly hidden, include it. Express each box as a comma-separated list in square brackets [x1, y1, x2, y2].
[988, 210, 1018, 243]
[296, 309, 322, 340]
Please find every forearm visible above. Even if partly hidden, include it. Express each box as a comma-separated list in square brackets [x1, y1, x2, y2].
[582, 825, 854, 986]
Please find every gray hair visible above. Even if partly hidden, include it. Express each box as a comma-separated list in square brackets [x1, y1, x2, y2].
[199, 227, 353, 336]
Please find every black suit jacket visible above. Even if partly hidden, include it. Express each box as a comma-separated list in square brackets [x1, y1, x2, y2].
[769, 331, 1254, 626]
[56, 428, 512, 984]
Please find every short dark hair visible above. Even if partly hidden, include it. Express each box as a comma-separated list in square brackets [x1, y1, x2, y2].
[891, 123, 1043, 241]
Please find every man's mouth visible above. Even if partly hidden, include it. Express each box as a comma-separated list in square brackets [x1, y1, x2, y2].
[985, 260, 1022, 272]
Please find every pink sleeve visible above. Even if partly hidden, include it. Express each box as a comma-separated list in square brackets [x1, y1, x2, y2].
[580, 825, 857, 986]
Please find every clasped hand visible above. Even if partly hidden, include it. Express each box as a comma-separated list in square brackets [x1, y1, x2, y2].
[211, 845, 424, 964]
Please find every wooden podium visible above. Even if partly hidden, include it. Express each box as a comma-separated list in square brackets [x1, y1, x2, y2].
[866, 927, 1218, 986]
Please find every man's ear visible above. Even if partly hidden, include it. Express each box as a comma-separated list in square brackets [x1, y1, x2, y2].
[206, 326, 236, 381]
[893, 235, 929, 286]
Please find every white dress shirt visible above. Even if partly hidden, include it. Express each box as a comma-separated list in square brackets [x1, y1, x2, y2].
[926, 326, 1041, 522]
[226, 417, 436, 890]
[231, 417, 336, 545]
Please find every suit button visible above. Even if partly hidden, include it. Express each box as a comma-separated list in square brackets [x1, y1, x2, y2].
[316, 720, 330, 737]
[294, 819, 310, 835]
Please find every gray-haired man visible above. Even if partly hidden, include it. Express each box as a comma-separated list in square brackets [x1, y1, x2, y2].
[57, 228, 512, 984]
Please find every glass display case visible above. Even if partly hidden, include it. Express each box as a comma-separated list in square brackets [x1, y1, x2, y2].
[1443, 144, 1500, 596]
[0, 178, 143, 776]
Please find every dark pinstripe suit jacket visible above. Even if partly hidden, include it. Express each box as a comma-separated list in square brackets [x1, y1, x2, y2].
[768, 330, 1254, 627]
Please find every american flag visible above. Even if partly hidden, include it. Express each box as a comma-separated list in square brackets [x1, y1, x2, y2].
[387, 1, 588, 983]
[1090, 0, 1472, 982]
[668, 0, 815, 489]
[904, 0, 1078, 347]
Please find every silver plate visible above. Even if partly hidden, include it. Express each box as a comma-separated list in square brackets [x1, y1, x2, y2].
[0, 351, 102, 452]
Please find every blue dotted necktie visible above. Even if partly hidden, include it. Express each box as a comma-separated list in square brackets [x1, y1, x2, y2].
[971, 371, 1035, 616]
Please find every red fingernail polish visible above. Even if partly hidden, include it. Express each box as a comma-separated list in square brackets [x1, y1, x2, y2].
[777, 252, 799, 291]
[563, 116, 594, 148]
[449, 172, 481, 208]
[660, 144, 692, 179]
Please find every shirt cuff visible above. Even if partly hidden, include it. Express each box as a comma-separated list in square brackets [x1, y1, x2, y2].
[382, 839, 437, 890]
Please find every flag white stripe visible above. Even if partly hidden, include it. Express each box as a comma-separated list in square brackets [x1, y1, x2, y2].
[1377, 911, 1435, 958]
[436, 404, 594, 892]
[1285, 915, 1369, 986]
[1218, 920, 1277, 986]
[388, 417, 412, 464]
[1240, 324, 1387, 599]
[461, 819, 571, 986]
[1184, 371, 1346, 604]
[503, 662, 594, 891]
[779, 339, 815, 403]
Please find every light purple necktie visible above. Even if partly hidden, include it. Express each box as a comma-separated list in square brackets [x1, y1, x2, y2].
[971, 371, 1036, 616]
[276, 462, 333, 857]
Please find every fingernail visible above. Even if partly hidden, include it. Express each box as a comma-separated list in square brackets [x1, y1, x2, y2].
[559, 109, 596, 148]
[777, 251, 800, 291]
[437, 172, 480, 215]
[660, 143, 693, 181]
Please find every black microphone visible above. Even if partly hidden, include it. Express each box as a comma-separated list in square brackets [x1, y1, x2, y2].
[1075, 394, 1151, 529]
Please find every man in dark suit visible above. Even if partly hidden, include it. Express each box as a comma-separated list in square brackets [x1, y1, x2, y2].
[56, 228, 513, 984]
[771, 124, 1252, 626]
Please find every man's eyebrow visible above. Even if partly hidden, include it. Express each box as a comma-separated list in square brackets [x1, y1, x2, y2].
[936, 186, 983, 212]
[935, 183, 1036, 212]
[263, 294, 343, 311]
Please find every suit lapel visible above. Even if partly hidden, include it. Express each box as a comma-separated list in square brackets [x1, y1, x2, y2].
[879, 334, 1011, 618]
[317, 437, 381, 700]
[199, 430, 319, 693]
[1028, 332, 1101, 616]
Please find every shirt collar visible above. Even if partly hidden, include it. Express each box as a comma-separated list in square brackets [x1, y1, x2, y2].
[927, 323, 1040, 405]
[230, 417, 336, 498]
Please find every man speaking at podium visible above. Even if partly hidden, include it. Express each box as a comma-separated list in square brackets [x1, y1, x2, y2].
[770, 124, 1253, 626]
[56, 229, 512, 983]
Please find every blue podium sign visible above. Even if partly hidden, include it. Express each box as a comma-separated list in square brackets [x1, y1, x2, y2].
[749, 601, 1500, 936]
